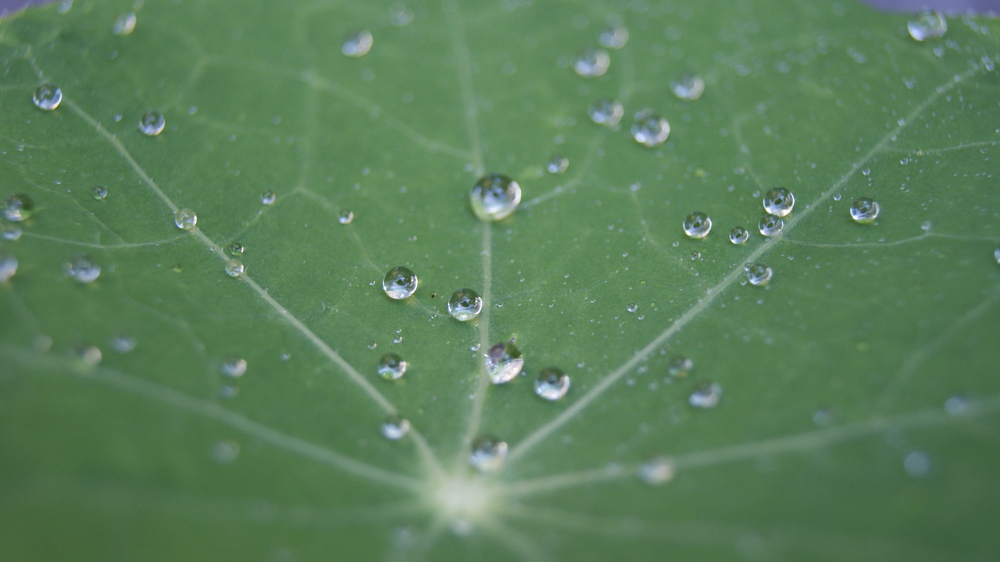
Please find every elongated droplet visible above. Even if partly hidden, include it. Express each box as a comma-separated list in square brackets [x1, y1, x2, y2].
[0, 255, 17, 282]
[534, 367, 570, 401]
[546, 155, 569, 174]
[65, 255, 101, 283]
[573, 48, 610, 77]
[3, 193, 35, 222]
[682, 211, 712, 239]
[383, 266, 418, 299]
[221, 358, 247, 378]
[757, 213, 784, 237]
[342, 30, 373, 57]
[631, 109, 670, 147]
[174, 208, 197, 230]
[112, 11, 136, 35]
[638, 457, 675, 485]
[261, 190, 276, 205]
[598, 25, 629, 49]
[33, 84, 62, 110]
[377, 353, 407, 380]
[763, 187, 794, 217]
[138, 111, 165, 136]
[849, 197, 880, 223]
[745, 263, 772, 286]
[729, 226, 749, 245]
[470, 174, 521, 222]
[448, 288, 483, 321]
[689, 382, 722, 408]
[667, 356, 693, 378]
[338, 209, 354, 224]
[588, 98, 624, 128]
[485, 340, 524, 384]
[225, 259, 245, 277]
[908, 12, 946, 41]
[670, 73, 705, 101]
[469, 436, 507, 472]
[381, 415, 411, 440]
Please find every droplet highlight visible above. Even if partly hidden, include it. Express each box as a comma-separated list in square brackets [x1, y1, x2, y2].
[383, 266, 418, 299]
[682, 211, 712, 239]
[138, 111, 165, 136]
[631, 109, 670, 147]
[469, 436, 507, 472]
[342, 30, 373, 57]
[534, 367, 570, 401]
[729, 226, 749, 245]
[448, 288, 483, 321]
[744, 263, 773, 286]
[32, 84, 62, 111]
[573, 48, 610, 77]
[762, 187, 794, 217]
[757, 213, 784, 237]
[174, 208, 197, 231]
[377, 353, 407, 380]
[588, 98, 624, 128]
[849, 197, 880, 223]
[470, 174, 521, 222]
[485, 340, 524, 384]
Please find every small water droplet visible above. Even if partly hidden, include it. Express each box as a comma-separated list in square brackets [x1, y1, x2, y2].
[112, 11, 136, 35]
[908, 12, 947, 41]
[221, 357, 247, 378]
[366, 341, 377, 350]
[833, 193, 842, 201]
[1, 224, 22, 241]
[92, 186, 108, 200]
[470, 174, 521, 222]
[729, 226, 749, 245]
[598, 25, 629, 49]
[813, 408, 832, 426]
[138, 111, 165, 136]
[762, 187, 795, 217]
[111, 334, 136, 354]
[261, 190, 276, 205]
[448, 288, 483, 321]
[670, 73, 705, 101]
[0, 255, 17, 282]
[77, 345, 102, 366]
[744, 263, 773, 286]
[65, 255, 101, 283]
[225, 259, 245, 277]
[381, 415, 411, 440]
[903, 450, 930, 477]
[338, 209, 354, 224]
[382, 266, 418, 299]
[626, 302, 638, 313]
[667, 356, 693, 378]
[588, 98, 624, 128]
[638, 457, 675, 485]
[174, 208, 197, 230]
[485, 340, 524, 384]
[546, 155, 569, 174]
[32, 83, 62, 111]
[994, 248, 1000, 265]
[573, 48, 610, 77]
[342, 30, 373, 57]
[3, 193, 35, 222]
[944, 395, 969, 416]
[849, 197, 880, 223]
[631, 109, 670, 147]
[229, 242, 244, 256]
[390, 4, 414, 26]
[469, 436, 507, 472]
[534, 367, 570, 401]
[377, 353, 407, 380]
[861, 167, 871, 176]
[690, 251, 701, 261]
[211, 440, 240, 464]
[682, 211, 712, 239]
[757, 213, 784, 237]
[689, 382, 722, 408]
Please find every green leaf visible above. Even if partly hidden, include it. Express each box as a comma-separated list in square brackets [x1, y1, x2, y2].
[2, 1, 999, 560]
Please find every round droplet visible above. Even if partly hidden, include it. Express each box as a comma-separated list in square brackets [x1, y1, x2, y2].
[138, 111, 165, 136]
[908, 12, 947, 41]
[221, 357, 247, 378]
[3, 193, 35, 222]
[745, 263, 773, 286]
[546, 155, 569, 174]
[729, 226, 749, 245]
[667, 356, 693, 378]
[1, 224, 22, 241]
[470, 174, 521, 222]
[484, 340, 524, 384]
[32, 83, 62, 111]
[92, 186, 108, 200]
[631, 109, 670, 147]
[338, 209, 354, 224]
[670, 73, 705, 101]
[689, 382, 722, 408]
[229, 242, 244, 256]
[0, 255, 17, 283]
[342, 30, 373, 57]
[448, 288, 483, 321]
[112, 11, 136, 35]
[65, 255, 101, 283]
[849, 197, 880, 223]
[598, 25, 629, 49]
[381, 415, 411, 440]
[638, 457, 675, 485]
[225, 259, 245, 277]
[762, 187, 795, 217]
[469, 436, 508, 472]
[534, 367, 570, 401]
[682, 211, 712, 239]
[174, 208, 197, 230]
[588, 98, 624, 128]
[382, 266, 418, 299]
[626, 302, 638, 313]
[377, 353, 407, 380]
[573, 48, 610, 78]
[261, 190, 276, 205]
[757, 213, 784, 237]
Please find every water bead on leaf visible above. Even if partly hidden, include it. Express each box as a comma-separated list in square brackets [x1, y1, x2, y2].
[670, 73, 705, 101]
[448, 288, 483, 321]
[342, 30, 373, 57]
[92, 186, 108, 201]
[573, 48, 610, 77]
[631, 109, 670, 147]
[382, 266, 418, 299]
[65, 255, 101, 283]
[225, 259, 245, 278]
[762, 187, 794, 217]
[138, 111, 165, 136]
[598, 25, 629, 49]
[484, 340, 524, 384]
[469, 174, 521, 222]
[229, 242, 244, 256]
[908, 12, 947, 42]
[682, 211, 712, 239]
[381, 416, 411, 440]
[377, 353, 407, 380]
[729, 226, 749, 245]
[469, 436, 508, 472]
[757, 213, 784, 237]
[745, 263, 773, 286]
[667, 356, 693, 378]
[261, 190, 276, 205]
[221, 358, 247, 378]
[338, 209, 354, 224]
[174, 208, 197, 230]
[588, 98, 624, 128]
[546, 155, 569, 174]
[0, 255, 17, 283]
[626, 302, 638, 313]
[32, 84, 62, 111]
[638, 457, 675, 485]
[849, 197, 880, 223]
[994, 248, 1000, 265]
[112, 11, 136, 35]
[1, 224, 21, 241]
[534, 367, 570, 401]
[689, 382, 722, 408]
[3, 193, 35, 222]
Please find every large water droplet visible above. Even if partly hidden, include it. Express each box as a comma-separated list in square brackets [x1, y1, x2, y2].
[383, 266, 418, 299]
[546, 155, 569, 174]
[381, 415, 411, 440]
[598, 25, 629, 49]
[908, 12, 946, 41]
[638, 457, 675, 485]
[112, 11, 136, 35]
[729, 226, 749, 245]
[221, 357, 247, 378]
[469, 436, 507, 472]
[0, 255, 17, 282]
[689, 382, 722, 408]
[174, 208, 197, 230]
[138, 111, 165, 136]
[682, 211, 712, 239]
[762, 187, 794, 217]
[470, 174, 521, 222]
[3, 193, 35, 222]
[377, 353, 407, 380]
[534, 367, 570, 401]
[261, 190, 276, 205]
[744, 263, 773, 286]
[849, 197, 880, 223]
[631, 109, 670, 147]
[670, 73, 705, 101]
[92, 186, 108, 201]
[573, 48, 610, 77]
[32, 84, 62, 111]
[588, 98, 624, 128]
[338, 209, 354, 224]
[342, 30, 373, 57]
[65, 255, 101, 283]
[757, 213, 784, 237]
[225, 259, 245, 277]
[448, 288, 482, 321]
[485, 340, 524, 384]
[667, 356, 693, 378]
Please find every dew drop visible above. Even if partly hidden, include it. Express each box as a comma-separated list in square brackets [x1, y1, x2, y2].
[377, 353, 407, 380]
[1, 224, 22, 241]
[573, 48, 610, 77]
[77, 345, 102, 366]
[667, 356, 693, 378]
[849, 197, 880, 223]
[174, 208, 197, 230]
[366, 341, 377, 350]
[908, 12, 947, 41]
[903, 450, 930, 477]
[111, 334, 136, 354]
[382, 266, 418, 299]
[138, 111, 165, 136]
[338, 209, 354, 224]
[598, 25, 629, 49]
[0, 255, 17, 283]
[682, 211, 712, 239]
[670, 73, 705, 101]
[944, 395, 969, 416]
[381, 415, 411, 440]
[484, 340, 524, 384]
[546, 155, 569, 174]
[221, 357, 247, 378]
[762, 187, 794, 217]
[588, 98, 624, 128]
[64, 255, 101, 283]
[469, 436, 507, 472]
[32, 83, 62, 111]
[3, 193, 35, 222]
[448, 288, 483, 321]
[112, 11, 136, 35]
[534, 367, 570, 401]
[229, 242, 244, 256]
[638, 457, 675, 485]
[225, 259, 245, 277]
[729, 226, 749, 245]
[469, 174, 521, 222]
[626, 302, 638, 313]
[342, 30, 373, 57]
[631, 109, 670, 147]
[757, 213, 784, 237]
[689, 382, 722, 408]
[690, 251, 701, 261]
[92, 186, 108, 200]
[744, 263, 773, 286]
[261, 190, 276, 205]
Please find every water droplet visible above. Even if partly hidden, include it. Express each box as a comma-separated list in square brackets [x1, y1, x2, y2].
[682, 211, 712, 239]
[77, 345, 102, 366]
[588, 98, 624, 128]
[138, 111, 165, 136]
[0, 255, 17, 282]
[92, 186, 108, 200]
[342, 30, 373, 57]
[3, 193, 35, 222]
[390, 4, 414, 26]
[638, 457, 675, 485]
[32, 83, 62, 111]
[667, 356, 693, 378]
[757, 213, 784, 237]
[861, 167, 871, 176]
[1, 224, 22, 241]
[377, 353, 407, 380]
[689, 382, 722, 408]
[338, 209, 354, 224]
[573, 48, 610, 77]
[469, 436, 507, 472]
[626, 302, 638, 313]
[762, 187, 795, 217]
[903, 450, 930, 477]
[908, 12, 947, 41]
[598, 25, 629, 49]
[485, 341, 524, 384]
[64, 255, 101, 283]
[534, 367, 570, 401]
[690, 251, 701, 261]
[112, 11, 136, 35]
[546, 155, 569, 174]
[670, 73, 705, 101]
[448, 288, 483, 321]
[221, 357, 247, 378]
[994, 248, 1000, 265]
[111, 334, 136, 354]
[228, 242, 244, 256]
[382, 266, 418, 299]
[225, 259, 245, 277]
[381, 415, 411, 440]
[174, 208, 197, 230]
[744, 263, 773, 286]
[261, 190, 276, 205]
[944, 395, 969, 416]
[729, 226, 749, 245]
[849, 197, 880, 223]
[211, 440, 240, 464]
[470, 174, 521, 222]
[631, 109, 670, 147]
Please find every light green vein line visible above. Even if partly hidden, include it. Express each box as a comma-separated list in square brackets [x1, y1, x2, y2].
[506, 65, 980, 467]
[458, 223, 492, 471]
[478, 516, 551, 562]
[444, 0, 484, 175]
